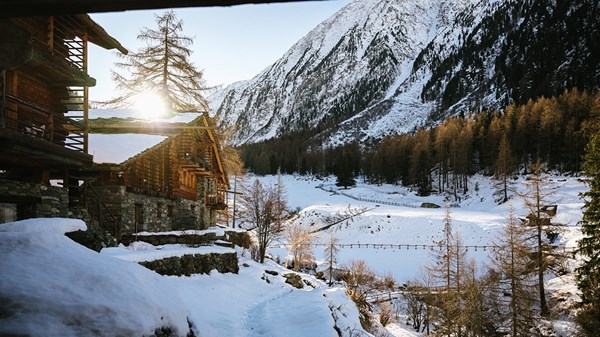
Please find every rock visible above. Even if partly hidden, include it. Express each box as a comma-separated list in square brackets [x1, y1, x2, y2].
[214, 240, 235, 248]
[283, 273, 304, 289]
[265, 269, 278, 276]
[65, 229, 116, 252]
[303, 279, 315, 288]
[420, 202, 441, 208]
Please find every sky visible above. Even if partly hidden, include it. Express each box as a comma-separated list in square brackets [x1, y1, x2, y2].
[88, 0, 350, 103]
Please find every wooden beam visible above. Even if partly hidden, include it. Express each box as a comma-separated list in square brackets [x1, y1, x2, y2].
[0, 0, 329, 18]
[201, 114, 228, 186]
[89, 121, 214, 135]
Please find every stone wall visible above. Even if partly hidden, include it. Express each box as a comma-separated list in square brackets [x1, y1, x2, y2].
[120, 229, 251, 249]
[139, 252, 239, 276]
[196, 176, 217, 227]
[121, 232, 219, 246]
[0, 178, 68, 221]
[94, 186, 213, 238]
[225, 230, 252, 249]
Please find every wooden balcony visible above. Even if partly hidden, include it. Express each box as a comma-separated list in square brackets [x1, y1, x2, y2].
[0, 94, 92, 170]
[1, 94, 86, 153]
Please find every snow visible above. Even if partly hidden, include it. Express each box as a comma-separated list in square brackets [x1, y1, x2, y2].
[89, 133, 167, 163]
[252, 173, 585, 287]
[89, 108, 202, 123]
[249, 173, 585, 336]
[101, 243, 235, 263]
[209, 0, 498, 146]
[0, 218, 369, 337]
[0, 172, 586, 337]
[0, 218, 190, 337]
[169, 258, 364, 337]
[87, 109, 206, 164]
[0, 217, 86, 234]
[135, 227, 235, 237]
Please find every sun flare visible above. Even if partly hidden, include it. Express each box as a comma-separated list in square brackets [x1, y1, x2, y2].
[132, 91, 168, 120]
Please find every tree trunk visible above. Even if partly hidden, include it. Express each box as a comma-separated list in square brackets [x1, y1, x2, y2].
[537, 218, 549, 316]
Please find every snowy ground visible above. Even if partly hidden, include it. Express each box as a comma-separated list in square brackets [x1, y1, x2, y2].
[0, 219, 367, 337]
[248, 174, 585, 336]
[254, 174, 584, 284]
[0, 173, 586, 337]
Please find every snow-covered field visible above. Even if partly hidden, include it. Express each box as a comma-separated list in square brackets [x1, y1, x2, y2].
[256, 174, 584, 285]
[0, 173, 586, 336]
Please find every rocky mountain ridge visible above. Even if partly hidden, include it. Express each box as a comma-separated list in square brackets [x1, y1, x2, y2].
[210, 0, 599, 146]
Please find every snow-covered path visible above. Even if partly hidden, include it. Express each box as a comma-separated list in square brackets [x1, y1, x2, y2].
[166, 258, 353, 337]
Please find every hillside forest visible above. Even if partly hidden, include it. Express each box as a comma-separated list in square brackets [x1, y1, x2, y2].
[240, 88, 600, 195]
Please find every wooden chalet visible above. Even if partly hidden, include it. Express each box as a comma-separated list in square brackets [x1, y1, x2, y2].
[0, 15, 126, 223]
[90, 114, 229, 240]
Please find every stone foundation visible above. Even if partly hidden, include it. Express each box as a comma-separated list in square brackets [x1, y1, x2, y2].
[0, 178, 68, 222]
[92, 186, 212, 238]
[140, 252, 239, 276]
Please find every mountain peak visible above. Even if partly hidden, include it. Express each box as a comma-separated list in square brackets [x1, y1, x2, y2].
[210, 0, 599, 146]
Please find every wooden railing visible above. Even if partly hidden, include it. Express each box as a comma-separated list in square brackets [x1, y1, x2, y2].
[1, 94, 86, 152]
[206, 191, 227, 210]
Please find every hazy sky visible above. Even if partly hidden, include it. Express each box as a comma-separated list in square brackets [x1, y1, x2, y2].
[88, 0, 350, 103]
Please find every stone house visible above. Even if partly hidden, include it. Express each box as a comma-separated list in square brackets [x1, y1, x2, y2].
[90, 114, 229, 240]
[0, 15, 126, 223]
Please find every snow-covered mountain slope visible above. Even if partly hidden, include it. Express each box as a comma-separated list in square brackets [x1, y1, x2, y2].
[210, 0, 600, 145]
[210, 0, 479, 144]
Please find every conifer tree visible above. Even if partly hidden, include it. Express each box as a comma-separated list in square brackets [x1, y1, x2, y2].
[576, 130, 600, 336]
[520, 160, 556, 317]
[429, 203, 467, 336]
[104, 11, 209, 112]
[461, 260, 501, 337]
[492, 203, 537, 336]
[335, 145, 357, 189]
[494, 133, 516, 203]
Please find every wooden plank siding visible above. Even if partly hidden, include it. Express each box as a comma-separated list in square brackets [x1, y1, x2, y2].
[108, 114, 228, 205]
[1, 15, 125, 176]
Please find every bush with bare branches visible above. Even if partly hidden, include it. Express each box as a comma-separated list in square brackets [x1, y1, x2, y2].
[342, 260, 387, 330]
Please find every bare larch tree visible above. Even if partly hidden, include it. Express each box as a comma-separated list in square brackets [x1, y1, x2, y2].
[103, 10, 209, 112]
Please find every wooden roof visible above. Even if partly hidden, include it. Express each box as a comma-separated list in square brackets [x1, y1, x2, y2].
[72, 14, 128, 54]
[0, 0, 326, 18]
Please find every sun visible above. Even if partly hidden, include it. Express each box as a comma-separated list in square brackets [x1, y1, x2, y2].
[132, 91, 169, 120]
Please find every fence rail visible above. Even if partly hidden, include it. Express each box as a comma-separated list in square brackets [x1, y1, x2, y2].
[317, 184, 452, 208]
[271, 242, 578, 254]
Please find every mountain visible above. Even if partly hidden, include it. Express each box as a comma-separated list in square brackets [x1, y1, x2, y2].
[209, 0, 600, 146]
